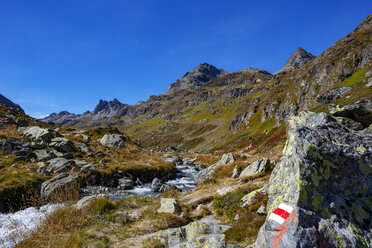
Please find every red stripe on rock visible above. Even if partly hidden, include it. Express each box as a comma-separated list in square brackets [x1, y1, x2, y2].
[273, 208, 290, 219]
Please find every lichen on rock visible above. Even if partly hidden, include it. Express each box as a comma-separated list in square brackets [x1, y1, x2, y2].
[252, 111, 372, 248]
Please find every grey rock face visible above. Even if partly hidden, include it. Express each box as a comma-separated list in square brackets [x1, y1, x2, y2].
[231, 164, 243, 178]
[153, 218, 232, 248]
[276, 47, 316, 73]
[49, 137, 78, 153]
[229, 112, 253, 131]
[252, 111, 372, 248]
[194, 153, 235, 184]
[239, 158, 270, 178]
[45, 157, 76, 174]
[157, 198, 181, 214]
[335, 117, 364, 131]
[34, 149, 57, 162]
[316, 86, 352, 105]
[99, 134, 125, 149]
[329, 100, 372, 128]
[0, 139, 23, 154]
[12, 148, 33, 159]
[41, 173, 79, 202]
[168, 63, 228, 92]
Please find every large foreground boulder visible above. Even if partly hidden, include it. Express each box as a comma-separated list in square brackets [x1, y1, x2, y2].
[41, 173, 80, 202]
[194, 153, 235, 184]
[252, 112, 371, 247]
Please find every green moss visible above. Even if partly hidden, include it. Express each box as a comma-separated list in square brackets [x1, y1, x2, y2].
[311, 170, 321, 187]
[351, 204, 369, 226]
[358, 158, 372, 174]
[321, 207, 331, 219]
[311, 191, 324, 212]
[337, 69, 365, 87]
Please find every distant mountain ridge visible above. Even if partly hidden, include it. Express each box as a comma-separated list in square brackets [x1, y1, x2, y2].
[41, 98, 126, 125]
[0, 94, 24, 113]
[41, 15, 372, 153]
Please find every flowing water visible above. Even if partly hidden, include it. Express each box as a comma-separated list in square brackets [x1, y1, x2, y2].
[81, 161, 200, 199]
[0, 160, 200, 247]
[0, 204, 63, 248]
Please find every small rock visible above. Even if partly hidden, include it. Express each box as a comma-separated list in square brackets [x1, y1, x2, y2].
[256, 205, 266, 214]
[234, 214, 240, 221]
[151, 178, 163, 192]
[118, 177, 134, 190]
[157, 198, 181, 214]
[76, 194, 107, 210]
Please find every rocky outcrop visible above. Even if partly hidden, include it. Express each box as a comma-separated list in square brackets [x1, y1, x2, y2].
[0, 94, 24, 113]
[252, 112, 372, 247]
[0, 139, 33, 159]
[316, 86, 352, 105]
[276, 47, 316, 73]
[152, 218, 234, 248]
[329, 100, 372, 128]
[194, 153, 235, 184]
[99, 134, 126, 149]
[21, 126, 78, 153]
[40, 173, 80, 202]
[239, 158, 270, 178]
[168, 63, 228, 92]
[335, 117, 364, 131]
[157, 198, 181, 214]
[39, 158, 77, 175]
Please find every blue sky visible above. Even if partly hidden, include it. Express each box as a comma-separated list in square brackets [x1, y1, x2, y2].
[0, 0, 371, 118]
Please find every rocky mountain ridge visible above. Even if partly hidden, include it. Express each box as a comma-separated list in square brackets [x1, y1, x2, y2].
[41, 15, 372, 155]
[0, 94, 24, 113]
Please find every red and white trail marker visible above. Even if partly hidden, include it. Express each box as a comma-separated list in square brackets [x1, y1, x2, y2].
[269, 203, 294, 225]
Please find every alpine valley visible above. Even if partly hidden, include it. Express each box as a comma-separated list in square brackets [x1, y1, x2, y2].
[0, 14, 371, 248]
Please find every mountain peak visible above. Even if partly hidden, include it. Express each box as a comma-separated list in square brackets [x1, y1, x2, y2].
[276, 47, 316, 74]
[168, 63, 228, 92]
[92, 98, 125, 115]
